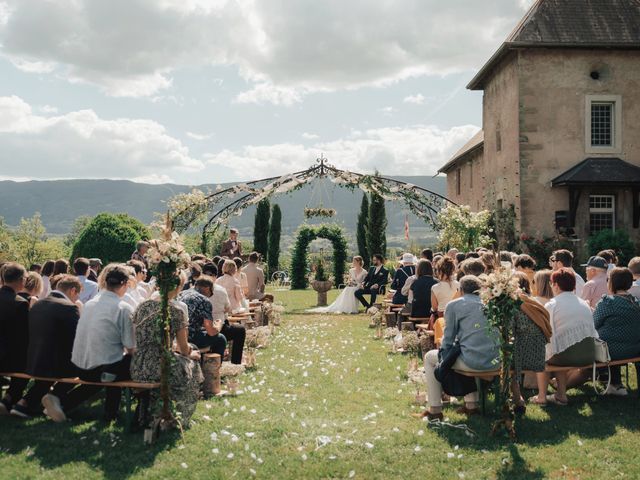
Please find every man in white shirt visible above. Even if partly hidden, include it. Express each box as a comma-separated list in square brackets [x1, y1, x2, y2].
[73, 257, 98, 304]
[550, 249, 585, 297]
[242, 252, 266, 301]
[627, 257, 640, 300]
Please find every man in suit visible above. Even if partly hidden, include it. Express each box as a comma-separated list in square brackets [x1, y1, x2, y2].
[242, 252, 266, 300]
[220, 228, 242, 258]
[0, 263, 30, 415]
[9, 275, 85, 419]
[355, 254, 389, 310]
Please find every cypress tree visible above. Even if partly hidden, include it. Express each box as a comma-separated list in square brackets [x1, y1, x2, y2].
[356, 194, 370, 266]
[367, 191, 387, 258]
[253, 199, 270, 258]
[267, 204, 282, 276]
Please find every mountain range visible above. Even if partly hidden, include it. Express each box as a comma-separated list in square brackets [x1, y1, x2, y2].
[0, 175, 447, 246]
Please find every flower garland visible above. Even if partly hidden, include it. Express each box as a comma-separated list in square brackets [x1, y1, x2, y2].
[147, 214, 192, 422]
[479, 267, 522, 440]
[304, 207, 336, 219]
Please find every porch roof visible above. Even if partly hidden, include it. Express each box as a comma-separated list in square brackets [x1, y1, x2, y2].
[551, 158, 640, 187]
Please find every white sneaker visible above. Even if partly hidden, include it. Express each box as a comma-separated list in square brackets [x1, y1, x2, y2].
[41, 394, 67, 422]
[603, 384, 628, 396]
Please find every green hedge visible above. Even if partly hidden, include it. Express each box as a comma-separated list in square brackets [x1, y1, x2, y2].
[587, 229, 636, 265]
[71, 213, 150, 264]
[290, 224, 348, 289]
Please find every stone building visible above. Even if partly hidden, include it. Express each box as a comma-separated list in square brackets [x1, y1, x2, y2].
[438, 0, 640, 247]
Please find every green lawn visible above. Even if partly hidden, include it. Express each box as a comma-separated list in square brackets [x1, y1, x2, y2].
[1, 288, 639, 479]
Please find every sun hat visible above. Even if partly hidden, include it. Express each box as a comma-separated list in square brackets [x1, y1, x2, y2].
[401, 253, 416, 265]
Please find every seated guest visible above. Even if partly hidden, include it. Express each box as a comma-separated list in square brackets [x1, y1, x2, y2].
[455, 252, 466, 267]
[0, 263, 30, 415]
[216, 260, 246, 313]
[178, 276, 227, 359]
[19, 271, 43, 308]
[550, 249, 585, 296]
[202, 262, 218, 278]
[419, 275, 499, 420]
[562, 267, 640, 397]
[52, 259, 69, 276]
[184, 262, 203, 291]
[532, 270, 554, 305]
[242, 252, 266, 301]
[481, 252, 499, 274]
[131, 241, 149, 271]
[580, 256, 608, 310]
[515, 254, 536, 291]
[121, 266, 144, 309]
[390, 253, 416, 305]
[206, 266, 232, 320]
[536, 268, 598, 406]
[431, 257, 459, 346]
[628, 257, 640, 300]
[88, 258, 102, 283]
[457, 258, 485, 281]
[355, 254, 389, 310]
[132, 271, 202, 426]
[40, 260, 55, 298]
[410, 259, 437, 316]
[67, 265, 136, 422]
[126, 260, 150, 301]
[74, 257, 98, 304]
[421, 249, 433, 262]
[234, 257, 249, 299]
[510, 273, 551, 412]
[10, 275, 82, 419]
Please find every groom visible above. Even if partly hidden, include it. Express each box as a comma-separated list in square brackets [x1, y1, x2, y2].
[355, 254, 389, 311]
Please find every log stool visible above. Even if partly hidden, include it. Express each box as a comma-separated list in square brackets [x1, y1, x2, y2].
[202, 353, 221, 397]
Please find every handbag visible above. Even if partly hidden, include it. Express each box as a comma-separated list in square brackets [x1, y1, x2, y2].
[592, 338, 611, 395]
[434, 344, 477, 397]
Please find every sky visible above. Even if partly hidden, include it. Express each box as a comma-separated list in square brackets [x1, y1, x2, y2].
[0, 0, 534, 185]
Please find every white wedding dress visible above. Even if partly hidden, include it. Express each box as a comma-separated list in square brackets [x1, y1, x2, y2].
[308, 268, 368, 314]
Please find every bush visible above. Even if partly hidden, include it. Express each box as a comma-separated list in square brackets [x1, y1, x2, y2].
[314, 259, 328, 282]
[587, 229, 636, 265]
[71, 213, 150, 264]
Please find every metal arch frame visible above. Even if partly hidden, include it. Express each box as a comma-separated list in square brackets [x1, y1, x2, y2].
[172, 156, 456, 248]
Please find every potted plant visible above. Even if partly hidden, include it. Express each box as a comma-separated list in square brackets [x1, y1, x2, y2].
[311, 259, 333, 306]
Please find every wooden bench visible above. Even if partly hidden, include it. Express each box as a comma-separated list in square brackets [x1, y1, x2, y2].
[453, 357, 640, 415]
[0, 372, 159, 432]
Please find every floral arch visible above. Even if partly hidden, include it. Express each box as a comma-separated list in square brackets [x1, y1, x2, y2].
[169, 157, 456, 253]
[289, 224, 348, 290]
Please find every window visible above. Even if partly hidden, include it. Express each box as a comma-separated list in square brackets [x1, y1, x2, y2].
[589, 195, 615, 234]
[456, 168, 461, 195]
[585, 95, 622, 153]
[591, 103, 613, 146]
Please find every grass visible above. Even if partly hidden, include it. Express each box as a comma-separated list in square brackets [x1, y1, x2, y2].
[1, 288, 639, 479]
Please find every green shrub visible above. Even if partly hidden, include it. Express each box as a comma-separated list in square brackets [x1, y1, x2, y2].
[71, 213, 150, 264]
[587, 229, 636, 265]
[314, 259, 328, 282]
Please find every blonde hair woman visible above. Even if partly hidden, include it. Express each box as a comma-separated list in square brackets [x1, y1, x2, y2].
[216, 260, 245, 312]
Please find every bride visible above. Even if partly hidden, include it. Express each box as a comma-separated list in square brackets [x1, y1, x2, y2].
[308, 256, 367, 314]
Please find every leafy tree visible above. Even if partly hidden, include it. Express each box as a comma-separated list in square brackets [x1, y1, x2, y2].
[366, 191, 387, 258]
[437, 205, 492, 251]
[71, 212, 150, 264]
[0, 216, 16, 262]
[356, 194, 370, 266]
[253, 199, 271, 258]
[13, 213, 48, 266]
[587, 229, 636, 265]
[267, 204, 282, 277]
[64, 215, 92, 249]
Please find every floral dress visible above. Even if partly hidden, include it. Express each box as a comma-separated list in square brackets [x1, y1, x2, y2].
[131, 299, 203, 426]
[512, 310, 546, 374]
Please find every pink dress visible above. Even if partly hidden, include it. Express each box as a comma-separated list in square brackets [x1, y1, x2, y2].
[216, 274, 244, 312]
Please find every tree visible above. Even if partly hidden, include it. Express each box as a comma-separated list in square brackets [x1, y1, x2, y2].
[253, 199, 271, 258]
[356, 194, 370, 266]
[13, 213, 48, 266]
[367, 192, 387, 258]
[64, 215, 93, 249]
[0, 216, 15, 262]
[71, 212, 150, 264]
[437, 205, 492, 251]
[267, 204, 282, 277]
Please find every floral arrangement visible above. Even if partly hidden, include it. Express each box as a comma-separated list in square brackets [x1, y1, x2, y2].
[383, 327, 399, 339]
[367, 306, 384, 338]
[245, 326, 271, 349]
[407, 369, 426, 404]
[146, 214, 192, 424]
[304, 207, 336, 219]
[219, 362, 246, 378]
[436, 204, 493, 251]
[400, 331, 421, 357]
[479, 267, 523, 440]
[263, 301, 285, 327]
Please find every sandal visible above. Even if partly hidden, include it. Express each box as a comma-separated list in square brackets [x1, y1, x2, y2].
[545, 394, 568, 406]
[527, 395, 547, 406]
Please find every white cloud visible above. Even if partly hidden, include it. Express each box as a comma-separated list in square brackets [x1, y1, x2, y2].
[38, 105, 58, 114]
[0, 95, 204, 180]
[186, 131, 215, 141]
[0, 0, 532, 101]
[130, 173, 174, 184]
[204, 124, 480, 179]
[301, 132, 319, 140]
[403, 94, 425, 105]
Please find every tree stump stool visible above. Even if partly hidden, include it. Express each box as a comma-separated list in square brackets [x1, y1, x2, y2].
[202, 353, 221, 397]
[385, 311, 398, 328]
[401, 321, 415, 332]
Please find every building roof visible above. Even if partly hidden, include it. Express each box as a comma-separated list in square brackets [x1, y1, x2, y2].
[468, 0, 640, 90]
[437, 130, 484, 174]
[551, 158, 640, 187]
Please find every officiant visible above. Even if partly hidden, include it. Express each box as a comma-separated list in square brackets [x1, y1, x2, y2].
[220, 228, 242, 258]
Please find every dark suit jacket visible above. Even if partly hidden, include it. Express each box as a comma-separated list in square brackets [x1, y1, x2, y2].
[220, 239, 242, 258]
[26, 292, 80, 378]
[0, 286, 30, 372]
[363, 266, 389, 290]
